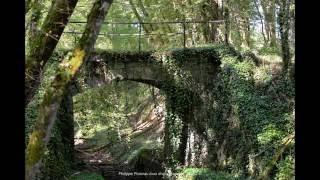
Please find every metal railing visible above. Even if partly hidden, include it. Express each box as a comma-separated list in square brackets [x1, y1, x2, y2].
[64, 19, 226, 51]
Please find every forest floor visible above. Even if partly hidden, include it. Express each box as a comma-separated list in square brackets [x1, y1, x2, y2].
[71, 98, 165, 180]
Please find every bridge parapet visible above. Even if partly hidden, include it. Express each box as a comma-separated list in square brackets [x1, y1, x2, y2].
[84, 46, 229, 91]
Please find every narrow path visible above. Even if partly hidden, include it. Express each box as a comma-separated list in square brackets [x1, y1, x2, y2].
[74, 149, 152, 179]
[73, 100, 165, 179]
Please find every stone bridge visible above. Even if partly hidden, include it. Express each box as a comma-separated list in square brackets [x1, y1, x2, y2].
[50, 45, 242, 177]
[83, 47, 222, 90]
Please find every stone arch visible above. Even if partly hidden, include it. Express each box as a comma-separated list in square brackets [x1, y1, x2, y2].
[61, 46, 238, 169]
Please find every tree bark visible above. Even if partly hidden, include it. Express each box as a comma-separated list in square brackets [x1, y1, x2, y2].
[269, 0, 277, 47]
[25, 0, 33, 15]
[278, 0, 291, 72]
[26, 0, 30, 14]
[224, 5, 230, 45]
[201, 0, 221, 43]
[261, 0, 277, 47]
[26, 0, 44, 43]
[56, 85, 75, 164]
[128, 0, 166, 47]
[244, 16, 251, 48]
[209, 0, 221, 42]
[25, 0, 78, 106]
[25, 0, 113, 179]
[261, 0, 270, 43]
[289, 3, 295, 47]
[128, 0, 152, 33]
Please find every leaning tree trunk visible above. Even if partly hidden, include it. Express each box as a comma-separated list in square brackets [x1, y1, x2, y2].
[128, 0, 152, 33]
[25, 0, 78, 106]
[128, 0, 166, 47]
[136, 0, 156, 32]
[25, 0, 113, 179]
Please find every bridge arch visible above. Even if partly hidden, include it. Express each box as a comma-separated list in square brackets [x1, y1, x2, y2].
[60, 45, 240, 169]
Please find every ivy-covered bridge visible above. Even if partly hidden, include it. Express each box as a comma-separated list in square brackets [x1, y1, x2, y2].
[46, 45, 236, 173]
[30, 44, 294, 180]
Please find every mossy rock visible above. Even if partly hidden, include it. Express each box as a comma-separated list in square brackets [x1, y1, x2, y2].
[128, 147, 164, 179]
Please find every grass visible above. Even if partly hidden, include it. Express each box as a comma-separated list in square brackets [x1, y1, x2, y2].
[177, 168, 247, 180]
[69, 172, 104, 180]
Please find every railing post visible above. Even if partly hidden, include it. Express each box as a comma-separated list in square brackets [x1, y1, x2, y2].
[73, 30, 77, 45]
[183, 18, 186, 48]
[139, 22, 142, 52]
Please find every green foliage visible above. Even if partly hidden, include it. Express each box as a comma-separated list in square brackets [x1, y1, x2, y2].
[69, 172, 104, 180]
[73, 81, 150, 140]
[275, 155, 295, 180]
[25, 0, 295, 178]
[207, 48, 294, 177]
[177, 168, 245, 180]
[46, 0, 294, 57]
[257, 124, 284, 145]
[25, 45, 294, 179]
[258, 46, 281, 55]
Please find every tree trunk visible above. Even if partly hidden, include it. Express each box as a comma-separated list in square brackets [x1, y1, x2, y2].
[224, 6, 230, 45]
[26, 0, 44, 44]
[25, 0, 78, 106]
[25, 0, 113, 179]
[201, 0, 221, 43]
[26, 0, 30, 14]
[253, 0, 267, 45]
[25, 0, 34, 15]
[278, 0, 291, 72]
[128, 0, 166, 47]
[261, 0, 270, 43]
[56, 83, 75, 163]
[290, 5, 295, 46]
[42, 85, 75, 178]
[209, 0, 221, 42]
[269, 1, 277, 47]
[137, 0, 148, 17]
[261, 0, 277, 47]
[244, 16, 251, 48]
[128, 0, 152, 33]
